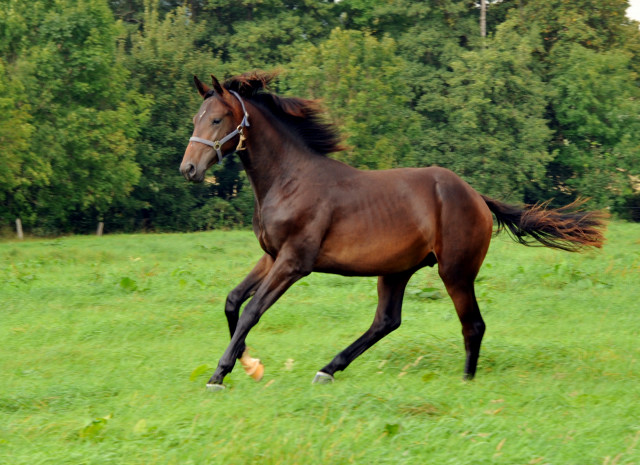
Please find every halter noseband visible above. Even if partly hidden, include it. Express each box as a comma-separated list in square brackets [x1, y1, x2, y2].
[189, 90, 250, 164]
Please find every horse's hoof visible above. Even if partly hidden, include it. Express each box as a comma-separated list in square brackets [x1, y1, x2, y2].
[250, 362, 265, 382]
[312, 371, 334, 384]
[206, 383, 226, 392]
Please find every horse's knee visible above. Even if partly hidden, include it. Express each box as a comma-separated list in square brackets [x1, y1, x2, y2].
[225, 288, 244, 313]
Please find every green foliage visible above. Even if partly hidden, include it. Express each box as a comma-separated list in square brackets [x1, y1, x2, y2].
[78, 413, 113, 440]
[419, 22, 552, 199]
[0, 61, 34, 212]
[285, 28, 421, 169]
[549, 45, 640, 207]
[1, 0, 147, 233]
[512, 0, 631, 53]
[106, 3, 217, 232]
[191, 0, 337, 70]
[1, 225, 639, 463]
[499, 0, 640, 208]
[2, 0, 640, 233]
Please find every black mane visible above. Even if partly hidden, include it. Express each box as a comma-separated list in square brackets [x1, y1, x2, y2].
[223, 72, 343, 156]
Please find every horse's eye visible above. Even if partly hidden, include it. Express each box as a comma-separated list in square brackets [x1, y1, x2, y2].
[212, 118, 222, 125]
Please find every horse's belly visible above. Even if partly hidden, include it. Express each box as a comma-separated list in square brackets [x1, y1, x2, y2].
[314, 229, 435, 276]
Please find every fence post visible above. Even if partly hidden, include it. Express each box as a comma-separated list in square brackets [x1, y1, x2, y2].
[16, 218, 24, 240]
[96, 221, 104, 237]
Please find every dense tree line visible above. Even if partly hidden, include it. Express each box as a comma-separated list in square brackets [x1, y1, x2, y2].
[1, 0, 639, 235]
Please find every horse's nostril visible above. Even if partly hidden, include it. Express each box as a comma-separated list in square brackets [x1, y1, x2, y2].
[181, 162, 197, 180]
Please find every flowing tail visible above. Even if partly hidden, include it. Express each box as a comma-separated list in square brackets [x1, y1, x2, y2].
[481, 196, 607, 252]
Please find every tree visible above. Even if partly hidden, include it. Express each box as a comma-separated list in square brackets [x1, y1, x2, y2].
[498, 0, 640, 208]
[517, 0, 631, 54]
[418, 21, 552, 200]
[284, 28, 421, 170]
[343, 0, 552, 200]
[107, 2, 256, 231]
[548, 44, 640, 207]
[0, 60, 37, 224]
[480, 0, 486, 38]
[193, 0, 337, 70]
[4, 0, 640, 231]
[2, 0, 146, 233]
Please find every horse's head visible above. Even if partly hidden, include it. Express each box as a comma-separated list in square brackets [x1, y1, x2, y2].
[180, 75, 249, 182]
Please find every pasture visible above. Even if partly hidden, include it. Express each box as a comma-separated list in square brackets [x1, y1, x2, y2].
[1, 223, 639, 464]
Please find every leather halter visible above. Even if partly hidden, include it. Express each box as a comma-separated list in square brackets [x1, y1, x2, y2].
[189, 90, 250, 164]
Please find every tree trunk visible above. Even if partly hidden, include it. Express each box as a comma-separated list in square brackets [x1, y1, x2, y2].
[16, 218, 24, 240]
[480, 0, 487, 38]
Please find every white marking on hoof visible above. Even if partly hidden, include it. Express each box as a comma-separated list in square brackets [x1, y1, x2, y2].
[240, 350, 264, 381]
[206, 383, 225, 392]
[312, 371, 335, 384]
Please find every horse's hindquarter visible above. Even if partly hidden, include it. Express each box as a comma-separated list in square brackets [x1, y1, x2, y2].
[429, 167, 494, 278]
[313, 167, 443, 276]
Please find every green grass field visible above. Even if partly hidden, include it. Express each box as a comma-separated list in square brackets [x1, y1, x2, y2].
[1, 222, 639, 464]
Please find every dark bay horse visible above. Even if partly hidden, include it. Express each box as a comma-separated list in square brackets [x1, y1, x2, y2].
[180, 72, 606, 390]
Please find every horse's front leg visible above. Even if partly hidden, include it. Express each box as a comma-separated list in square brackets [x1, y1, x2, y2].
[224, 254, 274, 354]
[207, 253, 308, 389]
[220, 253, 274, 382]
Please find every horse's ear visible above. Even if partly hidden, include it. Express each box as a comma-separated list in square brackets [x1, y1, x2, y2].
[211, 74, 224, 95]
[194, 75, 211, 98]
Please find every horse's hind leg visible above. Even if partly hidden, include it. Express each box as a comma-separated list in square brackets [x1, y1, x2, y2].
[434, 188, 492, 379]
[315, 272, 413, 383]
[441, 277, 485, 379]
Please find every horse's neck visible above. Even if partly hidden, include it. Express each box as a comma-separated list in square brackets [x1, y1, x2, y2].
[238, 106, 311, 201]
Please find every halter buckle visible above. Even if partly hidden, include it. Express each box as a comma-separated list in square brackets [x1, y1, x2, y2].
[236, 133, 247, 152]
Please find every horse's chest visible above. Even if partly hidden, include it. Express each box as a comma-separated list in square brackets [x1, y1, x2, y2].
[257, 228, 277, 257]
[255, 210, 285, 257]
[254, 194, 322, 257]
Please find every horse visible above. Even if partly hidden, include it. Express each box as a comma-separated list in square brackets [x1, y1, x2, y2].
[179, 72, 606, 391]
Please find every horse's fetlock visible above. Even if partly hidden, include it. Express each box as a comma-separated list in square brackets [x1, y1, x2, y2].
[372, 316, 400, 338]
[387, 317, 401, 332]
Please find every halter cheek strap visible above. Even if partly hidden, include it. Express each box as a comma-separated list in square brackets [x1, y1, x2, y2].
[189, 90, 250, 164]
